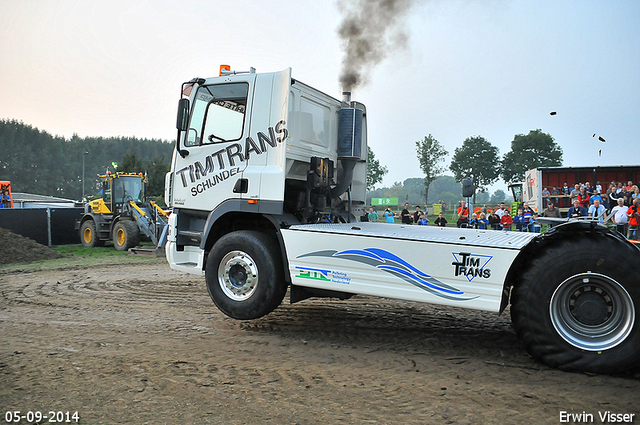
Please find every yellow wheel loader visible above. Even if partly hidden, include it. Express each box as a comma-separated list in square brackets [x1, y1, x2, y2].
[77, 172, 168, 251]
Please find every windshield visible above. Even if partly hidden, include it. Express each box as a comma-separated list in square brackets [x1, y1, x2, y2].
[510, 185, 523, 203]
[113, 177, 144, 204]
[185, 83, 248, 146]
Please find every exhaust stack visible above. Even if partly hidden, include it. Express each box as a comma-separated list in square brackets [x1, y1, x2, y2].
[342, 91, 352, 105]
[331, 92, 364, 199]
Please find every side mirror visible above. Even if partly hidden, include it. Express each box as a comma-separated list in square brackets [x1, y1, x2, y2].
[462, 178, 475, 198]
[176, 98, 190, 131]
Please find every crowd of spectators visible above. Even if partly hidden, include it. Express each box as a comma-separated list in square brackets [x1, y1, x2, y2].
[363, 179, 639, 240]
[545, 179, 639, 239]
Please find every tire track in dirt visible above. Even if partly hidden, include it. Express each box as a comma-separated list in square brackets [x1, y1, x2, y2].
[1, 260, 638, 424]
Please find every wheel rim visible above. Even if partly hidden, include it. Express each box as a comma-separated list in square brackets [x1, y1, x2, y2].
[116, 227, 126, 246]
[550, 272, 635, 351]
[83, 226, 93, 244]
[217, 250, 259, 301]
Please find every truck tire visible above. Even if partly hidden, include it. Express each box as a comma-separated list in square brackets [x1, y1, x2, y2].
[80, 220, 104, 248]
[205, 230, 287, 320]
[511, 234, 640, 373]
[113, 220, 140, 251]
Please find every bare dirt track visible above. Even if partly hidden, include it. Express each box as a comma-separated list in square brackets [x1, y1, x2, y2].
[1, 256, 638, 425]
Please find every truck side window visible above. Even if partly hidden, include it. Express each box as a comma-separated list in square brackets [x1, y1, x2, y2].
[185, 83, 248, 146]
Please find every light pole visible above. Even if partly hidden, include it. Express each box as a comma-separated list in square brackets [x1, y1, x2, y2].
[82, 150, 89, 201]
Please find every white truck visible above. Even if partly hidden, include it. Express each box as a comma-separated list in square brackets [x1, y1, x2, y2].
[164, 66, 639, 374]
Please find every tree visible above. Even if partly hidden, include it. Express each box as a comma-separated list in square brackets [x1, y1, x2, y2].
[449, 136, 500, 204]
[428, 175, 462, 203]
[366, 146, 388, 191]
[146, 155, 170, 198]
[490, 189, 507, 204]
[416, 134, 448, 204]
[120, 152, 146, 173]
[0, 119, 173, 199]
[501, 129, 562, 183]
[476, 191, 490, 203]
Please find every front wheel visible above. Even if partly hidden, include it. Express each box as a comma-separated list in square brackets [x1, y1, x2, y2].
[205, 231, 287, 320]
[80, 220, 104, 248]
[511, 234, 640, 373]
[113, 220, 140, 251]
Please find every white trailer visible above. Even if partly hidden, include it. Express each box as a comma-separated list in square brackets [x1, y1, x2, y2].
[164, 66, 639, 374]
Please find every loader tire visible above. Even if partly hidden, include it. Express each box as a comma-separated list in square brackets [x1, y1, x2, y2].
[510, 234, 640, 374]
[113, 220, 140, 251]
[205, 231, 287, 320]
[80, 220, 104, 248]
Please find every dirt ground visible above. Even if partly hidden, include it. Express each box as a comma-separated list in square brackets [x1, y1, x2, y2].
[1, 249, 639, 424]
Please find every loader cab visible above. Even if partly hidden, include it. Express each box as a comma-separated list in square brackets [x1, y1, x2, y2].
[508, 182, 524, 216]
[101, 174, 146, 214]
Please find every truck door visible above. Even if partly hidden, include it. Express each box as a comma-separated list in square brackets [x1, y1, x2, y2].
[243, 68, 291, 202]
[172, 75, 256, 211]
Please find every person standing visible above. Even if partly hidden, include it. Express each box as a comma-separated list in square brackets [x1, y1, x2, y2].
[568, 200, 587, 218]
[570, 183, 581, 203]
[383, 208, 395, 223]
[0, 189, 10, 208]
[434, 212, 448, 227]
[488, 210, 501, 230]
[495, 202, 506, 220]
[610, 198, 629, 236]
[561, 182, 570, 207]
[542, 201, 561, 218]
[468, 213, 479, 229]
[584, 181, 594, 195]
[590, 189, 603, 206]
[588, 199, 606, 223]
[456, 200, 470, 228]
[513, 208, 526, 231]
[500, 210, 513, 231]
[400, 203, 412, 225]
[413, 205, 422, 224]
[477, 212, 489, 230]
[627, 198, 640, 240]
[367, 207, 379, 223]
[522, 202, 534, 231]
[577, 187, 590, 209]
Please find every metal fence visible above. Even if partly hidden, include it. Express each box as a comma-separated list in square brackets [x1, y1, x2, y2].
[0, 207, 83, 246]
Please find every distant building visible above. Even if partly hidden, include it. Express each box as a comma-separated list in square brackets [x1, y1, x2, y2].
[11, 193, 81, 209]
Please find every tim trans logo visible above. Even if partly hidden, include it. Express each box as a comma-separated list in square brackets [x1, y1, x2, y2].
[452, 252, 492, 281]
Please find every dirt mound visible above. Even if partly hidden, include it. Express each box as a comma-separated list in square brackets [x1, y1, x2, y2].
[0, 227, 65, 265]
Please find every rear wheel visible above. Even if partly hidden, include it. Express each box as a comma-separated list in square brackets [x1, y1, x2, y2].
[511, 234, 640, 373]
[205, 231, 287, 320]
[113, 220, 140, 251]
[80, 220, 104, 248]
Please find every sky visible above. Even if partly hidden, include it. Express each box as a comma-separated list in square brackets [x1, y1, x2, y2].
[1, 0, 639, 191]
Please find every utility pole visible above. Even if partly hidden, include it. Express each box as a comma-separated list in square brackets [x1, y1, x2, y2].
[82, 150, 89, 201]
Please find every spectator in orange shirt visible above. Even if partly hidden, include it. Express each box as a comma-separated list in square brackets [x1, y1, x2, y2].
[457, 200, 470, 228]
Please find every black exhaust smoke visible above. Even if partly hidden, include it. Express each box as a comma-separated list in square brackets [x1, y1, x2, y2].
[337, 0, 420, 92]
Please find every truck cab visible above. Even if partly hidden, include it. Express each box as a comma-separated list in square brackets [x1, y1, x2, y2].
[165, 67, 367, 275]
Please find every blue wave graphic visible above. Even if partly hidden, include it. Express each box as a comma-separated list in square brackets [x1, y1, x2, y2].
[377, 265, 464, 295]
[325, 248, 474, 300]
